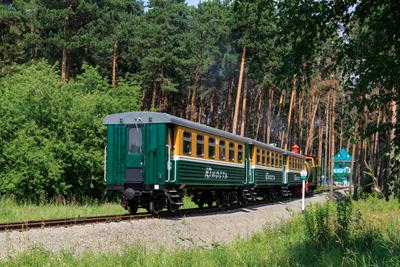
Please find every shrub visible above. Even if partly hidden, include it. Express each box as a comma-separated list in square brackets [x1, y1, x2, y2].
[0, 61, 141, 201]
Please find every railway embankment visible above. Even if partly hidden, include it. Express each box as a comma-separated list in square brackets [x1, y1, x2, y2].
[0, 192, 333, 259]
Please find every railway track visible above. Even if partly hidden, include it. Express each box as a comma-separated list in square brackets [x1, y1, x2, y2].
[0, 207, 212, 232]
[0, 188, 347, 232]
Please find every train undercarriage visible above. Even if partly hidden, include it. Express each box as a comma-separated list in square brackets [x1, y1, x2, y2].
[120, 183, 314, 215]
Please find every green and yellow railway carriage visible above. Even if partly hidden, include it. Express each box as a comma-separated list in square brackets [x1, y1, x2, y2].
[103, 112, 306, 214]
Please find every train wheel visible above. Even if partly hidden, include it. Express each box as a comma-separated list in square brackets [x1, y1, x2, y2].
[128, 200, 138, 214]
[237, 195, 244, 206]
[149, 199, 163, 215]
[216, 195, 224, 209]
[262, 193, 268, 201]
[197, 201, 204, 209]
[167, 202, 179, 213]
[225, 193, 231, 208]
[206, 199, 213, 208]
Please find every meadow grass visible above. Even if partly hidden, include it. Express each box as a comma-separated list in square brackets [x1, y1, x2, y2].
[1, 196, 399, 266]
[0, 196, 197, 223]
[0, 197, 125, 223]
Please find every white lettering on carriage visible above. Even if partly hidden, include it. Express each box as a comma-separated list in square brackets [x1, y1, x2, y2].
[265, 172, 275, 181]
[204, 167, 228, 180]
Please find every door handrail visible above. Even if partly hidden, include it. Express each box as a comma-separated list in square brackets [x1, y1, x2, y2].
[166, 144, 172, 182]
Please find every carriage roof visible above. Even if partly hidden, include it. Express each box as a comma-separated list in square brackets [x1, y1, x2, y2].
[103, 112, 304, 158]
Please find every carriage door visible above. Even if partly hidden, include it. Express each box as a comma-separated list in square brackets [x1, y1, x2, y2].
[282, 154, 288, 184]
[125, 125, 144, 184]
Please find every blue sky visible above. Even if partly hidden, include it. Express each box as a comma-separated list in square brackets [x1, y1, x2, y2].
[187, 0, 201, 6]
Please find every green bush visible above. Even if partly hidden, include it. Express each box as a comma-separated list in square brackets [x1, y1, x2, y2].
[0, 61, 141, 201]
[303, 202, 332, 247]
[335, 196, 353, 243]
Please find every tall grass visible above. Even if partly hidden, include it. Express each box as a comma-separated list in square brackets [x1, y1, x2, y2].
[1, 196, 399, 266]
[0, 197, 125, 223]
[0, 196, 197, 223]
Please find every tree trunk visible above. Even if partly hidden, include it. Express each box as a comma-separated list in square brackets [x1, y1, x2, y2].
[323, 91, 330, 188]
[360, 106, 368, 191]
[190, 69, 202, 121]
[255, 87, 264, 139]
[240, 77, 248, 136]
[209, 90, 216, 126]
[223, 79, 235, 131]
[232, 46, 247, 134]
[329, 88, 337, 199]
[318, 121, 323, 161]
[61, 47, 69, 81]
[111, 42, 118, 87]
[266, 86, 275, 144]
[285, 75, 297, 150]
[298, 80, 305, 148]
[277, 89, 286, 118]
[304, 93, 320, 154]
[349, 143, 356, 195]
[373, 110, 381, 155]
[353, 141, 361, 200]
[61, 13, 70, 81]
[389, 100, 397, 179]
[151, 81, 158, 109]
[339, 118, 343, 149]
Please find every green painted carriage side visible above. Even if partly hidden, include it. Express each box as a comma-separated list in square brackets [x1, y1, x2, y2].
[244, 144, 251, 184]
[172, 159, 245, 185]
[142, 123, 168, 185]
[106, 124, 126, 186]
[105, 123, 169, 186]
[253, 168, 283, 185]
[287, 172, 302, 185]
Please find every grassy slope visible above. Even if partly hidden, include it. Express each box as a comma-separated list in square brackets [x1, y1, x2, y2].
[1, 196, 399, 266]
[0, 196, 197, 223]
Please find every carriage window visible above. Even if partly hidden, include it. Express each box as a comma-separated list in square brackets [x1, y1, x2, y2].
[128, 127, 142, 154]
[238, 144, 243, 162]
[266, 151, 271, 166]
[197, 135, 204, 156]
[274, 153, 278, 166]
[219, 140, 226, 160]
[256, 149, 261, 165]
[208, 137, 215, 159]
[262, 150, 266, 166]
[229, 143, 235, 161]
[183, 131, 192, 155]
[278, 154, 281, 167]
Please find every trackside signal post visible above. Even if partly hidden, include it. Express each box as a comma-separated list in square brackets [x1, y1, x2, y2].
[300, 169, 307, 212]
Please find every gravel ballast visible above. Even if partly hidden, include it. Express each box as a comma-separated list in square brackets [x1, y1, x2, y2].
[0, 193, 329, 259]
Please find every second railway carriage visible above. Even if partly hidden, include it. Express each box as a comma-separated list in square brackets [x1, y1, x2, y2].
[249, 141, 306, 200]
[103, 112, 307, 214]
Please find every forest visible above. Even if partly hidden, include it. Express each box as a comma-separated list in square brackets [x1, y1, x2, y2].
[0, 0, 398, 201]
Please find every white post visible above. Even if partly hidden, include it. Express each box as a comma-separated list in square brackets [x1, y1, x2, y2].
[302, 179, 305, 212]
